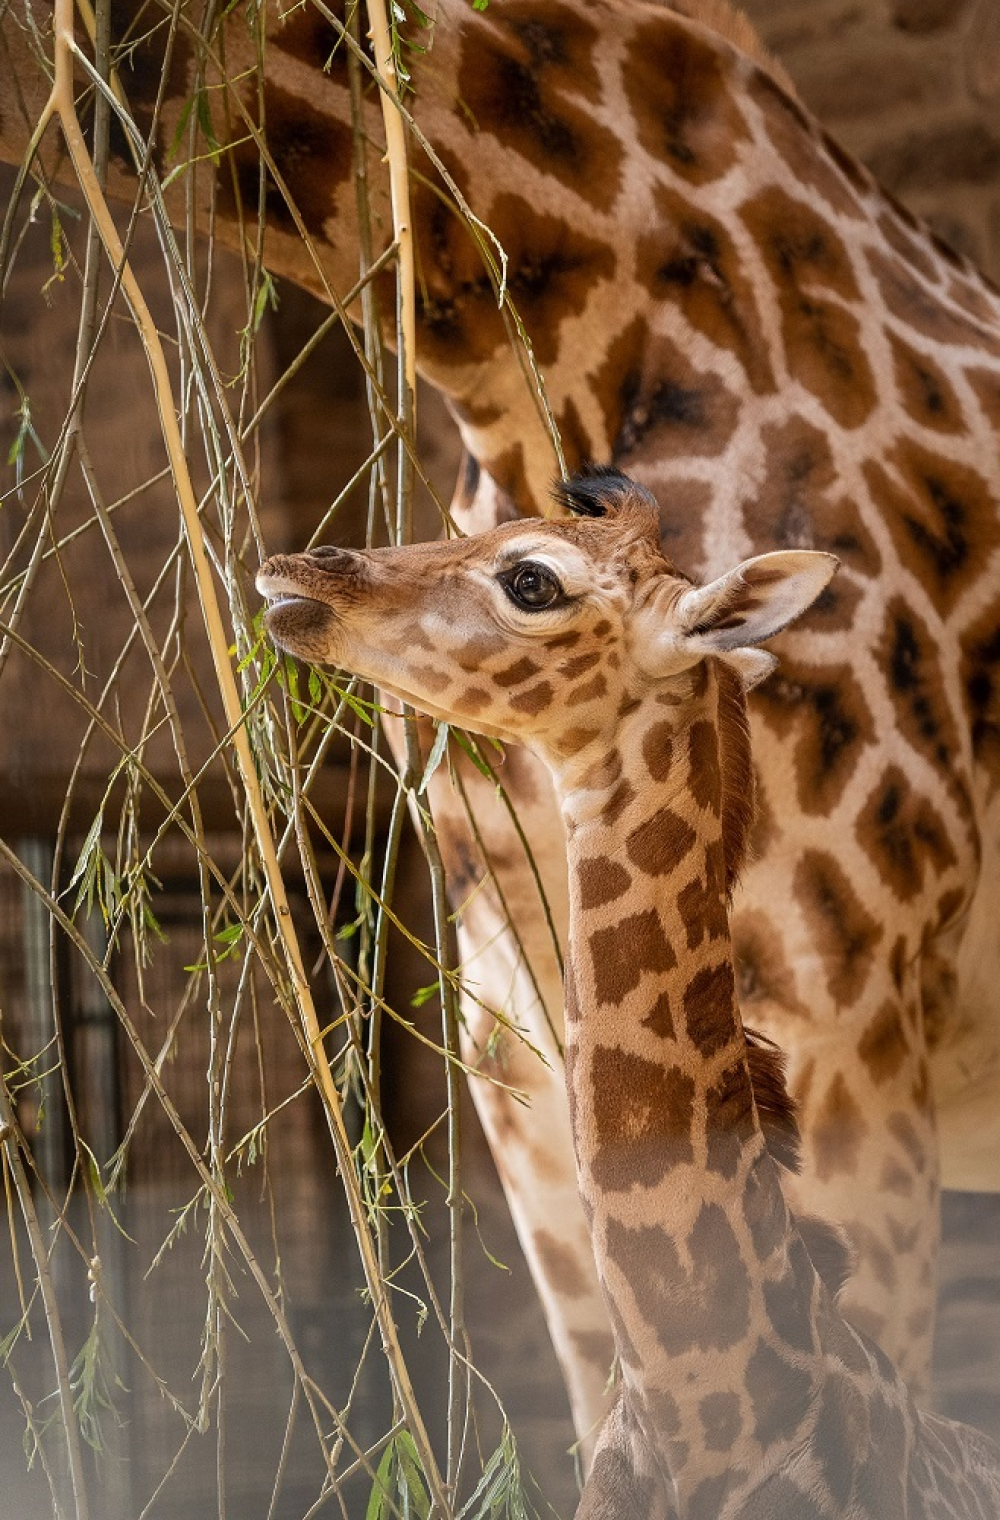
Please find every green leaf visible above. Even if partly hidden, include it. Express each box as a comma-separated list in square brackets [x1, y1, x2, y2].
[417, 721, 449, 795]
[409, 981, 439, 1009]
[365, 1439, 397, 1520]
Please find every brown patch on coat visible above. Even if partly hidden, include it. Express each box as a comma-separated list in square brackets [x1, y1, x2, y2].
[810, 1072, 869, 1180]
[755, 659, 875, 816]
[576, 857, 632, 910]
[794, 850, 883, 1007]
[533, 1227, 592, 1298]
[589, 1046, 695, 1190]
[683, 959, 737, 1056]
[741, 186, 876, 430]
[856, 766, 958, 901]
[589, 909, 677, 1005]
[865, 443, 1000, 616]
[410, 179, 616, 368]
[733, 910, 807, 1018]
[748, 69, 866, 222]
[590, 318, 740, 469]
[605, 1204, 751, 1353]
[887, 332, 964, 434]
[858, 1001, 911, 1086]
[742, 415, 882, 579]
[457, 1, 624, 210]
[635, 184, 775, 394]
[959, 594, 1000, 798]
[623, 16, 751, 186]
[626, 805, 698, 876]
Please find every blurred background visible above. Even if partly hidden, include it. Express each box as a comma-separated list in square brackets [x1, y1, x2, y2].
[1, 2, 999, 1515]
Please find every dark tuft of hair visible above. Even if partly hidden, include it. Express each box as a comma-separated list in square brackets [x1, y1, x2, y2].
[745, 1029, 801, 1174]
[744, 1026, 854, 1298]
[715, 662, 755, 897]
[551, 463, 654, 519]
[797, 1214, 854, 1300]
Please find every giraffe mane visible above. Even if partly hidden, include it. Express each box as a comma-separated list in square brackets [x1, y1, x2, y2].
[715, 660, 754, 899]
[745, 1030, 854, 1298]
[660, 0, 799, 96]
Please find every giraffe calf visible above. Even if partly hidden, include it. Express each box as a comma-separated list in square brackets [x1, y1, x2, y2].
[259, 468, 1000, 1518]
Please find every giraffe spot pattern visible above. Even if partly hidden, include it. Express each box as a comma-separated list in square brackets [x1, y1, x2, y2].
[811, 1072, 870, 1181]
[635, 183, 776, 395]
[745, 1339, 813, 1447]
[584, 1438, 657, 1512]
[689, 1472, 740, 1520]
[271, 5, 349, 75]
[458, 686, 491, 715]
[641, 721, 674, 781]
[683, 959, 737, 1057]
[699, 1390, 742, 1452]
[867, 245, 996, 351]
[888, 331, 965, 434]
[857, 766, 957, 902]
[566, 671, 608, 706]
[570, 1328, 615, 1370]
[755, 660, 875, 816]
[410, 179, 617, 368]
[602, 777, 636, 825]
[456, 1, 625, 210]
[641, 988, 675, 1039]
[559, 650, 601, 679]
[743, 415, 883, 580]
[494, 655, 542, 688]
[748, 68, 867, 222]
[887, 1111, 929, 1174]
[626, 805, 697, 876]
[589, 1046, 695, 1191]
[794, 849, 883, 1006]
[605, 1203, 751, 1355]
[960, 594, 1000, 796]
[677, 865, 728, 951]
[763, 1235, 821, 1355]
[508, 680, 554, 715]
[865, 444, 1000, 616]
[591, 318, 739, 469]
[556, 725, 601, 758]
[733, 910, 806, 1017]
[623, 17, 751, 186]
[879, 598, 973, 828]
[532, 1227, 592, 1299]
[858, 1000, 911, 1086]
[741, 185, 877, 430]
[743, 1153, 788, 1265]
[576, 856, 632, 910]
[217, 81, 354, 240]
[589, 908, 676, 1006]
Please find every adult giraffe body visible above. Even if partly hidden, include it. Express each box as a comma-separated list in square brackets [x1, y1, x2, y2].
[5, 0, 1000, 1445]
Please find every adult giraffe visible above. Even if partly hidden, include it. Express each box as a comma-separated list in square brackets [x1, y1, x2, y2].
[4, 0, 999, 1449]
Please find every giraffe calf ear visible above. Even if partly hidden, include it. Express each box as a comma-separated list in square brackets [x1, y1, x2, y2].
[676, 550, 839, 652]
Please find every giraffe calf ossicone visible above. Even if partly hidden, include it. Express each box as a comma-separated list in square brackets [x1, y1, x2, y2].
[258, 468, 1000, 1517]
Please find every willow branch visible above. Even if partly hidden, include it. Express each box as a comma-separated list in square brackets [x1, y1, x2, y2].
[40, 2, 446, 1504]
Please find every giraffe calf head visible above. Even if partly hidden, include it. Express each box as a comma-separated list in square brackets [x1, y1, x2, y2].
[256, 468, 837, 759]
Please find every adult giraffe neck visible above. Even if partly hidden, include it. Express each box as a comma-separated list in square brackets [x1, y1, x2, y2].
[548, 662, 822, 1496]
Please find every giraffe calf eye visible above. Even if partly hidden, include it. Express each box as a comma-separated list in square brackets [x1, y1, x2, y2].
[503, 561, 564, 611]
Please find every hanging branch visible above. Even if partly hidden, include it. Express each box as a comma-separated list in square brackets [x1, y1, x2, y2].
[34, 1, 447, 1507]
